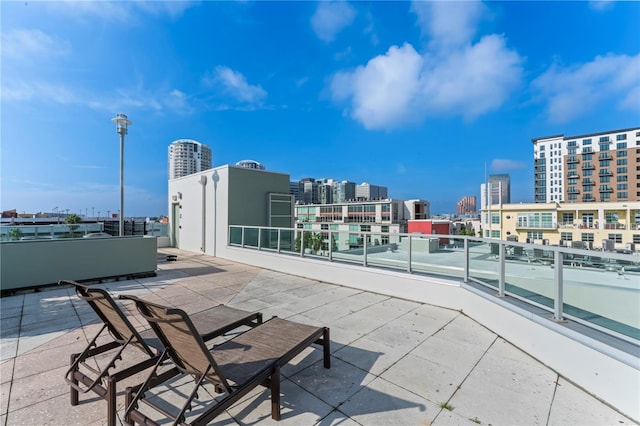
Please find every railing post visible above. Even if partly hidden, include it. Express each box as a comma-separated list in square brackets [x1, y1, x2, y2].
[554, 250, 564, 321]
[464, 237, 470, 283]
[407, 235, 412, 273]
[258, 227, 262, 250]
[300, 230, 305, 257]
[277, 229, 281, 253]
[328, 231, 333, 261]
[241, 227, 245, 248]
[363, 233, 368, 267]
[498, 242, 505, 297]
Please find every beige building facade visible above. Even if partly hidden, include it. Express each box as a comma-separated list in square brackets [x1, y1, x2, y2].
[482, 201, 640, 251]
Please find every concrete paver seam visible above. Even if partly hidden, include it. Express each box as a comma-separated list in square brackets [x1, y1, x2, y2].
[429, 334, 499, 425]
[545, 372, 561, 426]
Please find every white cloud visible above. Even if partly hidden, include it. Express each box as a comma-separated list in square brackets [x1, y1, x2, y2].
[1, 29, 70, 60]
[134, 2, 197, 19]
[589, 0, 614, 11]
[490, 159, 526, 171]
[311, 1, 356, 42]
[411, 0, 487, 49]
[205, 66, 267, 105]
[331, 35, 522, 130]
[2, 78, 194, 114]
[41, 1, 195, 23]
[331, 43, 423, 129]
[531, 53, 640, 123]
[330, 1, 522, 130]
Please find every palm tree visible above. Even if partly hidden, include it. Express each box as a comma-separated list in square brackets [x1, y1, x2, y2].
[65, 213, 82, 237]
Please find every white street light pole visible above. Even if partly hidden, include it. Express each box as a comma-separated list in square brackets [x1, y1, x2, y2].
[111, 113, 132, 237]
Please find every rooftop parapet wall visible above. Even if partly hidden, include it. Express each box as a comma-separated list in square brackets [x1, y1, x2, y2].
[0, 236, 157, 292]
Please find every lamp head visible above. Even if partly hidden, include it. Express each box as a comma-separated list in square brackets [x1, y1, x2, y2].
[112, 113, 132, 135]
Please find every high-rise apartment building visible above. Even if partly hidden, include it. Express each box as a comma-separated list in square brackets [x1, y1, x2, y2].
[532, 127, 639, 203]
[168, 139, 212, 180]
[456, 196, 477, 215]
[236, 160, 265, 170]
[292, 178, 386, 204]
[356, 183, 388, 200]
[480, 174, 510, 208]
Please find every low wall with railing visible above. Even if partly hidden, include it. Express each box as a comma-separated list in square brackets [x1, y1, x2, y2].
[0, 236, 157, 292]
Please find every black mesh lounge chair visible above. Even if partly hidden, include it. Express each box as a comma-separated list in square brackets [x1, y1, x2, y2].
[121, 295, 330, 425]
[60, 280, 262, 426]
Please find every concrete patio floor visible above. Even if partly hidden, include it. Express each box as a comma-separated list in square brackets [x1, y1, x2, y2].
[1, 248, 636, 425]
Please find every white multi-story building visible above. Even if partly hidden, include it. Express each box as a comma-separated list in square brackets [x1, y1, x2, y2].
[168, 139, 212, 180]
[236, 160, 265, 170]
[532, 127, 639, 203]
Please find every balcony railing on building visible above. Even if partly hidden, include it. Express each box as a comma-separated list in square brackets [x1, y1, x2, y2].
[228, 225, 640, 345]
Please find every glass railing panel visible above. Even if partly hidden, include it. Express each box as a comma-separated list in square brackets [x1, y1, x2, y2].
[331, 232, 364, 265]
[561, 250, 640, 340]
[229, 226, 242, 245]
[243, 227, 259, 248]
[145, 222, 169, 237]
[361, 233, 406, 271]
[0, 223, 106, 240]
[279, 229, 296, 253]
[503, 245, 555, 309]
[259, 229, 279, 251]
[410, 235, 466, 278]
[468, 239, 499, 288]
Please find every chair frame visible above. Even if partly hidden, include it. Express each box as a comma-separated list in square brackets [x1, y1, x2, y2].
[60, 280, 262, 426]
[122, 295, 330, 425]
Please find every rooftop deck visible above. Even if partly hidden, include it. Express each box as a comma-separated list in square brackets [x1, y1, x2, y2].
[1, 248, 637, 425]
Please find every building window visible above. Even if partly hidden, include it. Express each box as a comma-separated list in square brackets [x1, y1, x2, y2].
[633, 234, 640, 244]
[581, 233, 594, 242]
[617, 150, 627, 157]
[320, 224, 329, 230]
[608, 234, 622, 243]
[617, 192, 628, 199]
[491, 213, 500, 224]
[491, 230, 500, 238]
[561, 213, 574, 223]
[560, 232, 573, 241]
[360, 225, 371, 232]
[616, 134, 627, 141]
[617, 183, 628, 190]
[616, 142, 627, 149]
[527, 231, 543, 240]
[517, 212, 554, 228]
[585, 138, 594, 145]
[617, 167, 628, 174]
[618, 175, 628, 182]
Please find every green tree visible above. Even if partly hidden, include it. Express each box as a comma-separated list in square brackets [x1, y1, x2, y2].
[8, 227, 23, 241]
[65, 213, 82, 237]
[310, 232, 323, 253]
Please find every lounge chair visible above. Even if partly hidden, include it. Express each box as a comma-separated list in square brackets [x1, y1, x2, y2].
[59, 280, 262, 426]
[121, 295, 330, 425]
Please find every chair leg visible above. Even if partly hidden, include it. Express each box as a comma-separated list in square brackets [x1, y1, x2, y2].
[323, 328, 331, 369]
[124, 387, 134, 425]
[70, 354, 79, 406]
[107, 376, 117, 426]
[271, 367, 281, 421]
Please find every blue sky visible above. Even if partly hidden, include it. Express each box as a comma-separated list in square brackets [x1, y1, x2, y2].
[2, 0, 639, 217]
